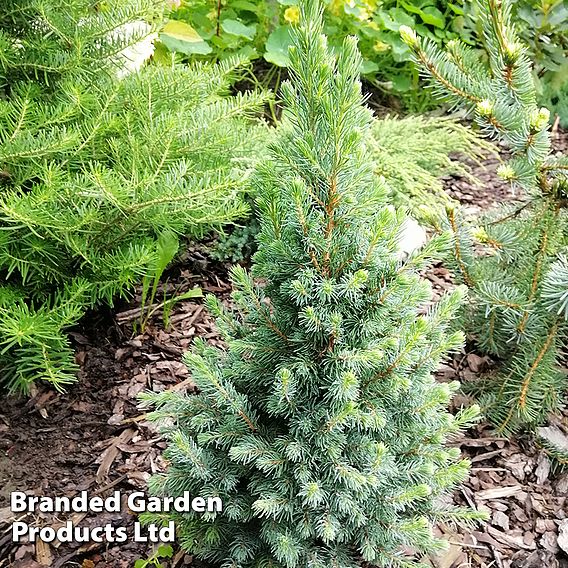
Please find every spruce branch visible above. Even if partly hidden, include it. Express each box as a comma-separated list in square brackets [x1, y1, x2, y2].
[404, 0, 568, 438]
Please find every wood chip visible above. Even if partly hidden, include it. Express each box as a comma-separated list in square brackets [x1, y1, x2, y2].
[471, 449, 504, 463]
[519, 550, 560, 568]
[492, 510, 510, 531]
[35, 541, 52, 566]
[486, 525, 536, 550]
[555, 473, 568, 494]
[557, 519, 568, 554]
[535, 452, 551, 485]
[475, 485, 523, 500]
[466, 353, 486, 373]
[0, 506, 15, 524]
[430, 533, 466, 568]
[540, 531, 559, 554]
[12, 558, 43, 568]
[95, 427, 135, 484]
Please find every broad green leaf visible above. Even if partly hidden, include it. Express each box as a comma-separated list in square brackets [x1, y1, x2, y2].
[159, 20, 212, 55]
[391, 73, 413, 92]
[451, 15, 467, 34]
[361, 60, 379, 75]
[390, 35, 412, 62]
[158, 544, 174, 558]
[162, 288, 203, 318]
[379, 8, 414, 31]
[190, 10, 216, 35]
[415, 23, 435, 39]
[277, 0, 299, 4]
[264, 26, 294, 67]
[420, 6, 445, 28]
[400, 2, 425, 16]
[156, 229, 179, 281]
[142, 228, 179, 316]
[448, 2, 464, 15]
[433, 26, 448, 39]
[211, 34, 235, 49]
[235, 44, 259, 60]
[221, 19, 256, 40]
[230, 0, 262, 12]
[152, 41, 174, 65]
[390, 7, 415, 27]
[134, 561, 147, 568]
[176, 288, 204, 301]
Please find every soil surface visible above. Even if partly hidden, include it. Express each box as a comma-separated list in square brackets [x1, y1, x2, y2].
[1, 128, 567, 568]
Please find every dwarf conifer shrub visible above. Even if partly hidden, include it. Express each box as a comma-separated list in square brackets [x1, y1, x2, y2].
[0, 1, 267, 392]
[143, 5, 483, 567]
[400, 0, 568, 436]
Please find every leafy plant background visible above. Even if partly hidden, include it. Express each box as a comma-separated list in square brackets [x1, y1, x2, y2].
[160, 0, 568, 115]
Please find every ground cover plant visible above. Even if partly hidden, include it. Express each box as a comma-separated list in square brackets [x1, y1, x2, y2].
[0, 0, 267, 393]
[142, 3, 485, 566]
[368, 115, 494, 221]
[401, 0, 568, 448]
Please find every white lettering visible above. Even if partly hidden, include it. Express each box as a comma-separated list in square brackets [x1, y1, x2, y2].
[105, 491, 121, 512]
[11, 522, 28, 541]
[53, 496, 70, 512]
[159, 521, 175, 542]
[115, 526, 128, 542]
[133, 522, 148, 542]
[128, 492, 146, 513]
[71, 491, 87, 512]
[38, 527, 56, 542]
[57, 521, 73, 541]
[90, 496, 103, 513]
[91, 527, 103, 543]
[172, 493, 188, 511]
[207, 497, 223, 512]
[10, 492, 28, 513]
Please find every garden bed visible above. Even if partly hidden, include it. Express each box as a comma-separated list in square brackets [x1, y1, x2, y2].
[1, 131, 567, 568]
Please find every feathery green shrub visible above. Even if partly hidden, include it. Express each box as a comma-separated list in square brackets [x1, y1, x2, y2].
[368, 115, 494, 221]
[401, 0, 568, 437]
[0, 0, 267, 393]
[142, 4, 483, 567]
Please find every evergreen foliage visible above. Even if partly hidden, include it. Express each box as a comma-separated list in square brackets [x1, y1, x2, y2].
[0, 0, 267, 392]
[368, 115, 494, 221]
[211, 115, 494, 264]
[400, 0, 568, 436]
[142, 5, 483, 567]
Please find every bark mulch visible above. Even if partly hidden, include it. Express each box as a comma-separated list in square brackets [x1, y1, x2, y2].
[1, 130, 567, 568]
[0, 248, 230, 568]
